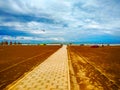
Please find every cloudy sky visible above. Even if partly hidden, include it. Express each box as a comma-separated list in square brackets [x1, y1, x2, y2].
[0, 0, 120, 44]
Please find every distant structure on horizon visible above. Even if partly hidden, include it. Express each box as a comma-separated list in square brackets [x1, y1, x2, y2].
[0, 41, 22, 46]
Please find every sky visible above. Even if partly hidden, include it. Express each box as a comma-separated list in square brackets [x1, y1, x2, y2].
[0, 0, 120, 44]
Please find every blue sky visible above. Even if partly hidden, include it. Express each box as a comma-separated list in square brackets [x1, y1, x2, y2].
[0, 0, 120, 44]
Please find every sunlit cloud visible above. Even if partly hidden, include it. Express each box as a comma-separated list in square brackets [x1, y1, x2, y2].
[0, 0, 120, 43]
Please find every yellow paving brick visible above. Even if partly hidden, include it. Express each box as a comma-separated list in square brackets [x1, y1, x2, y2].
[6, 45, 70, 90]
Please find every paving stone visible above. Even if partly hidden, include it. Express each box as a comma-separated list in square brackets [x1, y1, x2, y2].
[7, 45, 70, 90]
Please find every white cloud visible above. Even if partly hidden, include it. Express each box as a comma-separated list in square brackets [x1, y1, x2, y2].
[86, 24, 100, 29]
[0, 35, 65, 42]
[1, 35, 14, 40]
[0, 0, 120, 42]
[0, 21, 62, 32]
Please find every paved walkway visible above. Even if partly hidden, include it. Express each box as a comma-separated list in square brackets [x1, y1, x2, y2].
[7, 45, 70, 90]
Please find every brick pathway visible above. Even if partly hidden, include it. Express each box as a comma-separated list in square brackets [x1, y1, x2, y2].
[6, 45, 70, 90]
